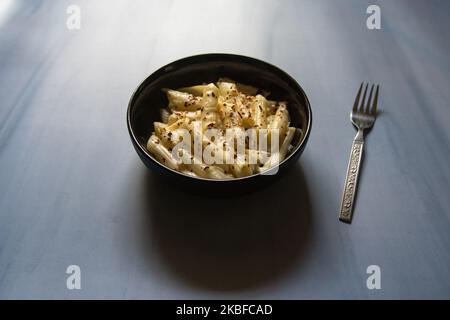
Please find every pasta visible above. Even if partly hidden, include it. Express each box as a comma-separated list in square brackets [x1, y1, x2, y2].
[146, 79, 299, 179]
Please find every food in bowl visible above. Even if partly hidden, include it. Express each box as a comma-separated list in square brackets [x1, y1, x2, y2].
[146, 78, 302, 179]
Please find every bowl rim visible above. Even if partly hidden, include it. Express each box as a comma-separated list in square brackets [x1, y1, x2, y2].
[127, 53, 312, 182]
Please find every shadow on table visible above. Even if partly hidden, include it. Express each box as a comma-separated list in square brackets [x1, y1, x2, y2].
[140, 166, 314, 292]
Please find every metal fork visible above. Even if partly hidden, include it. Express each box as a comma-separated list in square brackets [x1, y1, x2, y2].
[339, 83, 379, 223]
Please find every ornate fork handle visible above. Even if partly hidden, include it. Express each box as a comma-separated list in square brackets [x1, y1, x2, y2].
[339, 83, 379, 223]
[339, 135, 364, 223]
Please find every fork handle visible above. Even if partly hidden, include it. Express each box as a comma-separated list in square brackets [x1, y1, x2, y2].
[339, 137, 364, 223]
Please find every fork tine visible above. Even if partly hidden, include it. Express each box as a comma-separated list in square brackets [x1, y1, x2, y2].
[353, 82, 363, 112]
[359, 83, 368, 112]
[365, 84, 374, 113]
[371, 85, 379, 115]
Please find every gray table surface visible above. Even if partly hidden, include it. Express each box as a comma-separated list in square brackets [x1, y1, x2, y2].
[0, 0, 449, 299]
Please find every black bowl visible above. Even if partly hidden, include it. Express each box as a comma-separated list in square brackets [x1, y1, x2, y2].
[127, 53, 312, 195]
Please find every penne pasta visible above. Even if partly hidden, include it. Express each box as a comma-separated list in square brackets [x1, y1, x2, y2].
[160, 109, 170, 124]
[165, 89, 202, 111]
[147, 80, 300, 179]
[260, 127, 296, 172]
[250, 95, 268, 129]
[268, 102, 289, 143]
[146, 135, 179, 170]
